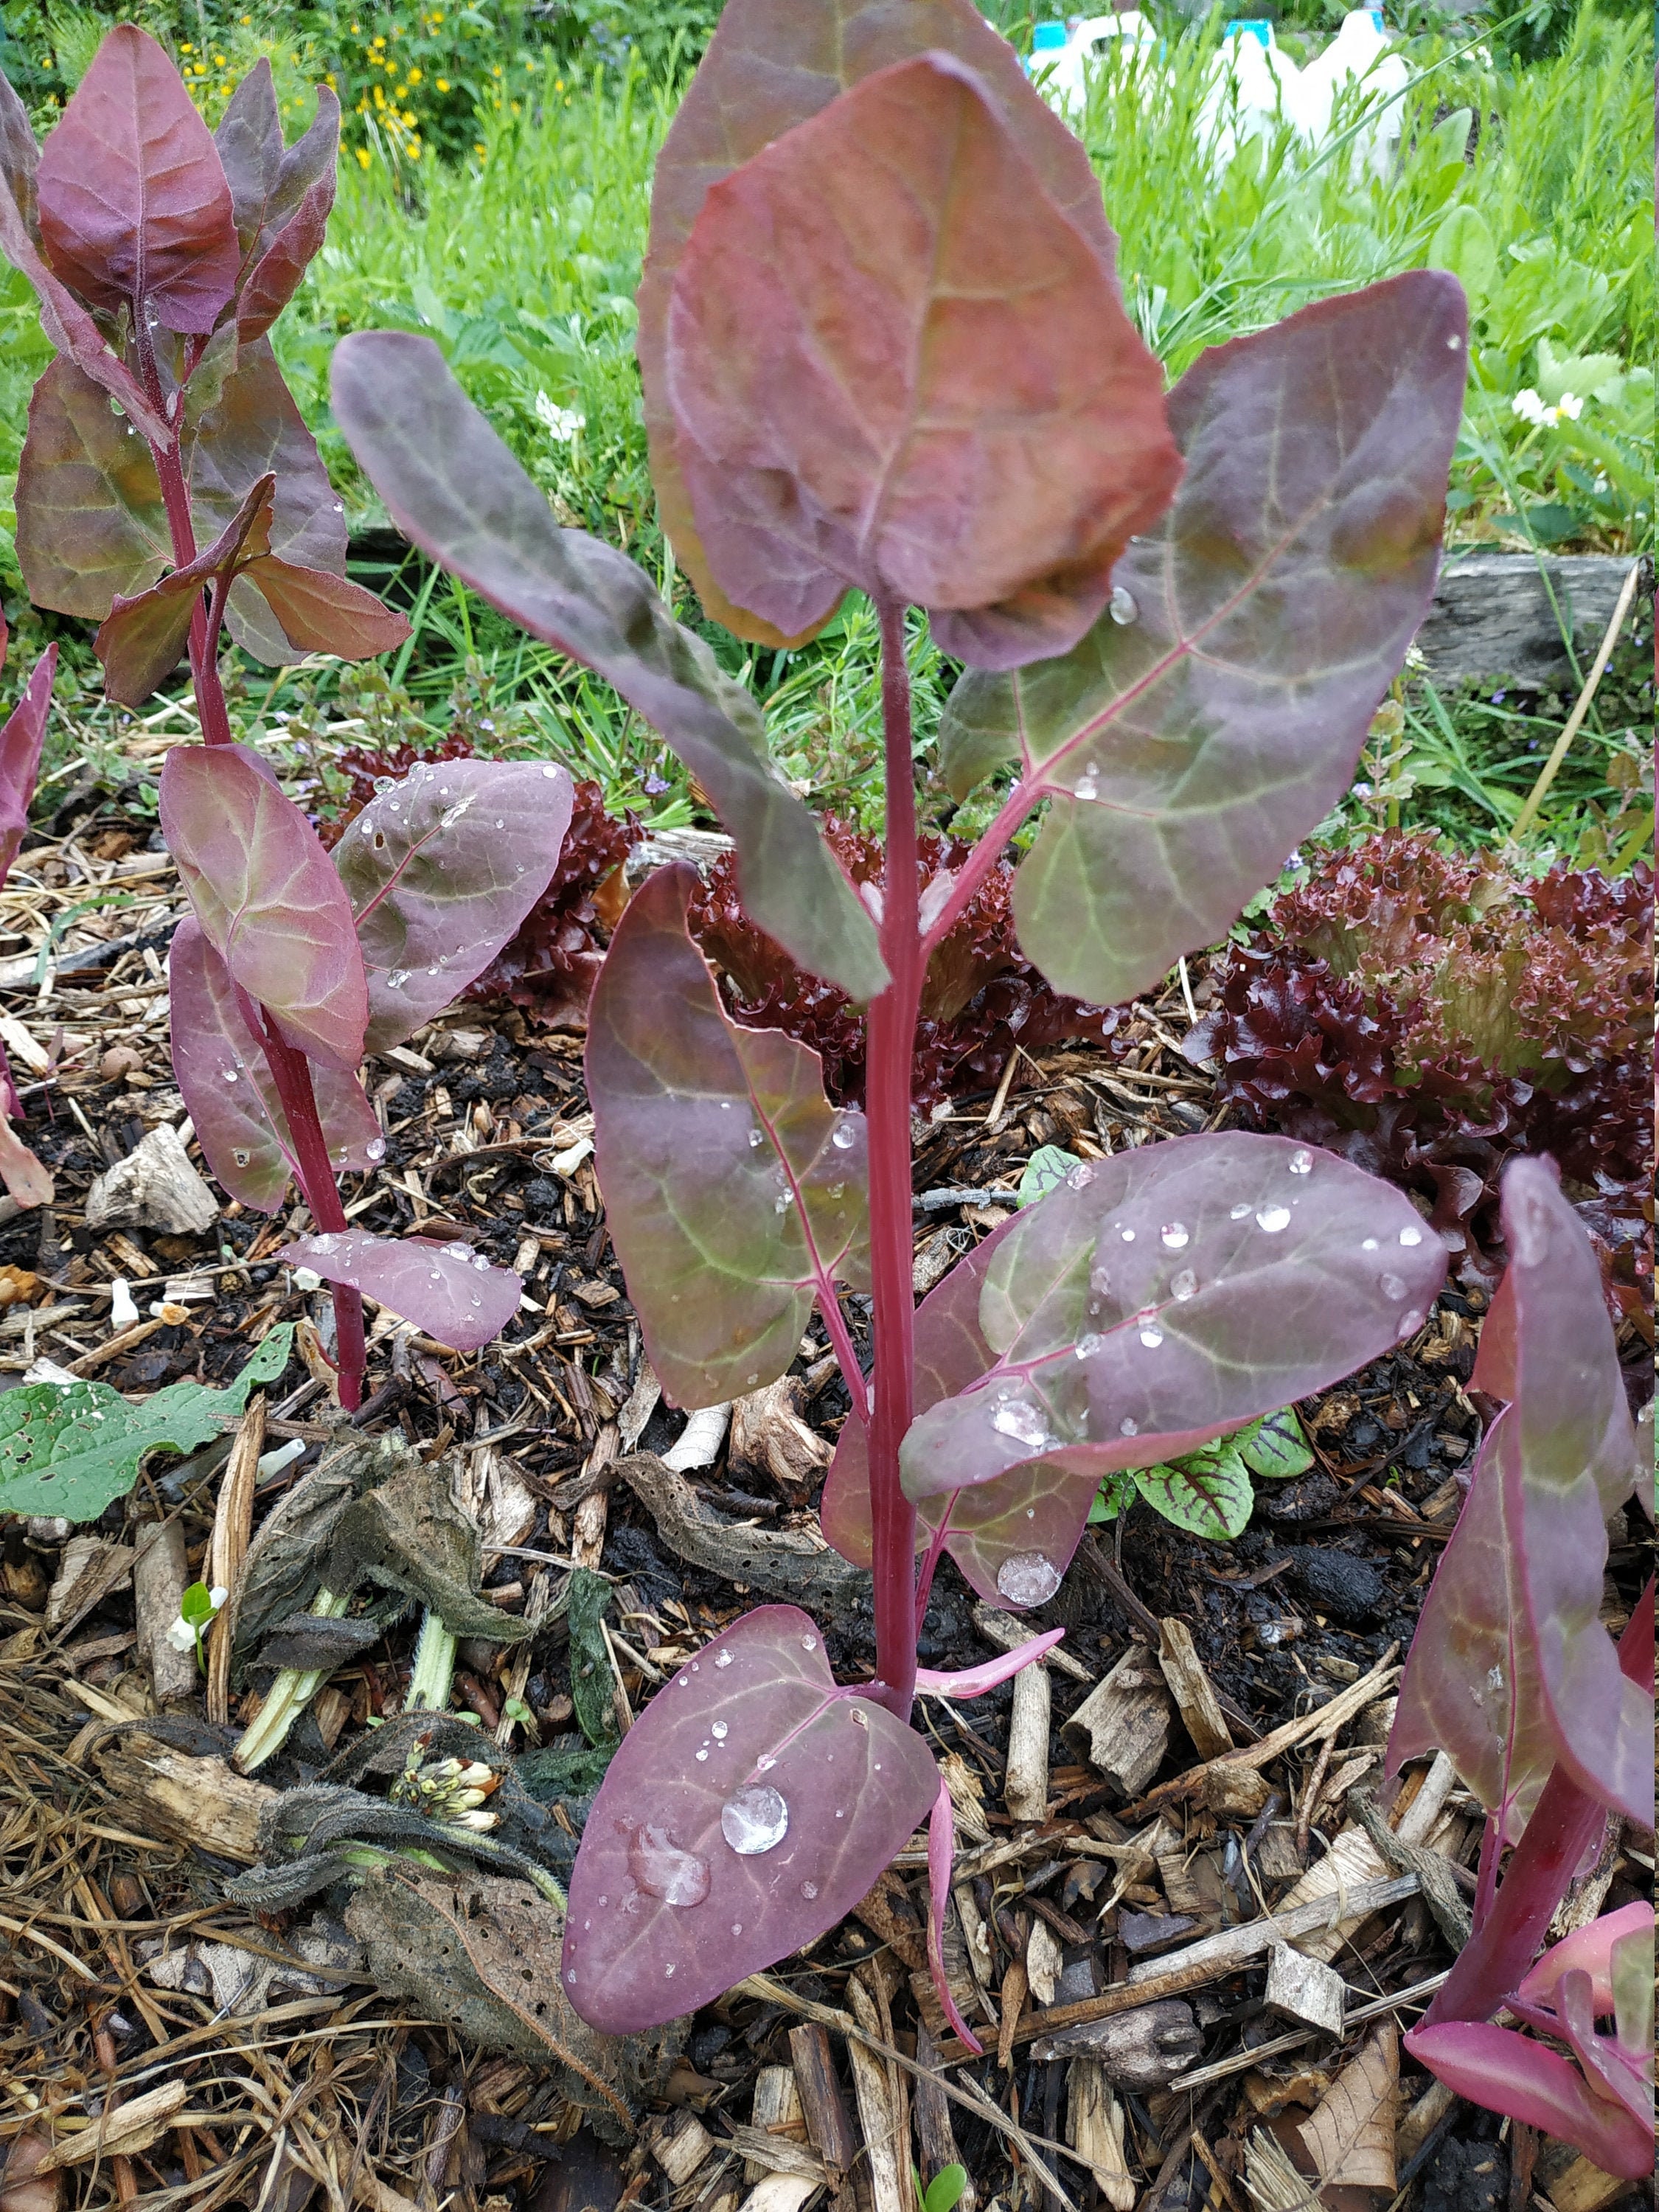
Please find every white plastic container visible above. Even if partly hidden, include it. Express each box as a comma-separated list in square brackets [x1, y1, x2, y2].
[1026, 13, 1160, 114]
[1295, 8, 1410, 172]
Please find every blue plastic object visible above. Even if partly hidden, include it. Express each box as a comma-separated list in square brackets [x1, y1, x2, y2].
[1223, 17, 1273, 43]
[1031, 21, 1068, 49]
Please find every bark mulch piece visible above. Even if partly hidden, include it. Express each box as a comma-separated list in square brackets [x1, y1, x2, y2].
[1, 803, 1650, 2212]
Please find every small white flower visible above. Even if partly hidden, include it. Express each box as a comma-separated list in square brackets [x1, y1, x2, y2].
[207, 1585, 229, 1611]
[109, 1277, 139, 1329]
[1510, 388, 1548, 426]
[1405, 643, 1427, 671]
[165, 1615, 198, 1653]
[293, 1266, 323, 1293]
[535, 392, 585, 442]
[1555, 391, 1584, 420]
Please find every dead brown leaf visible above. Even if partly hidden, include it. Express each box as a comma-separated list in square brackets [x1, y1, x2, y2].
[1296, 2026, 1397, 2200]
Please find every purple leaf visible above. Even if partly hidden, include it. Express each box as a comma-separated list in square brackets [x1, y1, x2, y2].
[1390, 1158, 1646, 1829]
[1517, 1902, 1654, 2016]
[665, 53, 1178, 668]
[169, 916, 383, 1212]
[1404, 2023, 1654, 2181]
[15, 355, 174, 619]
[914, 1628, 1065, 1697]
[588, 864, 869, 1407]
[276, 1229, 521, 1352]
[329, 330, 886, 1001]
[332, 757, 575, 1052]
[0, 64, 38, 239]
[159, 744, 368, 1071]
[35, 25, 239, 335]
[940, 272, 1469, 1004]
[562, 1604, 938, 2034]
[214, 68, 340, 341]
[900, 1135, 1446, 1517]
[0, 1117, 52, 1208]
[927, 1781, 984, 2053]
[239, 554, 410, 663]
[0, 639, 56, 884]
[94, 474, 275, 706]
[638, 0, 1119, 649]
[1554, 1969, 1652, 2128]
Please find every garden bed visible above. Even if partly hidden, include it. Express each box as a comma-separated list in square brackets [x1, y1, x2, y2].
[0, 795, 1649, 2212]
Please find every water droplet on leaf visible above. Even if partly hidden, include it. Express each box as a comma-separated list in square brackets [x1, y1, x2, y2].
[1136, 1310, 1164, 1349]
[800, 1880, 818, 1899]
[1108, 585, 1138, 625]
[711, 1721, 728, 1740]
[1119, 1416, 1138, 1437]
[627, 1826, 711, 1907]
[1160, 1222, 1189, 1249]
[1171, 1267, 1197, 1300]
[1075, 1332, 1103, 1359]
[996, 1552, 1062, 1606]
[1256, 1204, 1290, 1233]
[1399, 1225, 1423, 1247]
[832, 1122, 856, 1151]
[992, 1399, 1051, 1450]
[1288, 1148, 1312, 1175]
[721, 1784, 789, 1856]
[1380, 1272, 1408, 1299]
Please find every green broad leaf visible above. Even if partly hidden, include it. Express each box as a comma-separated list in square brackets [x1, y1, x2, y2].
[922, 2168, 969, 2212]
[179, 1579, 217, 1625]
[1238, 1406, 1314, 1481]
[1134, 1437, 1254, 1541]
[1018, 1146, 1082, 1208]
[1088, 1471, 1135, 1526]
[0, 1324, 294, 1522]
[567, 1566, 619, 1750]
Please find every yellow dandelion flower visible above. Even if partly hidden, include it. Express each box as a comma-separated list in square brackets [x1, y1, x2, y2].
[474, 141, 486, 156]
[490, 63, 501, 75]
[402, 108, 416, 125]
[372, 83, 385, 104]
[372, 33, 386, 47]
[435, 75, 450, 89]
[356, 146, 372, 167]
[554, 75, 564, 88]
[406, 65, 422, 82]
[180, 41, 193, 52]
[509, 98, 521, 112]
[408, 142, 420, 159]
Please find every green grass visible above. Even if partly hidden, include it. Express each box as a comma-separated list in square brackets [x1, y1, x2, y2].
[0, 2, 1650, 864]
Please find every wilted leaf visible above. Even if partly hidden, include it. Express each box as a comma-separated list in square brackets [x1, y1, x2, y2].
[0, 1119, 53, 1208]
[1390, 1159, 1644, 1831]
[0, 1325, 293, 1521]
[0, 2124, 61, 2212]
[939, 273, 1468, 1004]
[0, 639, 56, 880]
[35, 25, 239, 334]
[159, 742, 369, 1069]
[169, 916, 383, 1212]
[345, 1865, 666, 2140]
[278, 1228, 522, 1355]
[1298, 2027, 1397, 2193]
[638, 0, 1119, 647]
[563, 1604, 939, 2034]
[332, 756, 575, 1051]
[330, 330, 886, 1001]
[232, 1433, 396, 1664]
[588, 864, 869, 1407]
[324, 1450, 531, 1642]
[666, 53, 1177, 668]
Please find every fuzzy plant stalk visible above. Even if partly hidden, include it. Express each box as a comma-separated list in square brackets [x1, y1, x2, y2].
[2, 29, 577, 1420]
[330, 0, 1489, 2042]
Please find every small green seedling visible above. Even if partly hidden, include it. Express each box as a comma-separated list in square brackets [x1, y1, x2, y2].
[912, 2165, 969, 2212]
[1089, 1405, 1315, 1540]
[168, 1578, 229, 1672]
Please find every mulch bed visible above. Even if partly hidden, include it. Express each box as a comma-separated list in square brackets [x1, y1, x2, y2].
[0, 791, 1650, 2212]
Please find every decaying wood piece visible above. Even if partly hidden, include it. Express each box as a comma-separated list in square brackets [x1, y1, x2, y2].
[1026, 1917, 1064, 2006]
[912, 2025, 974, 2212]
[723, 2127, 824, 2187]
[844, 1976, 907, 2212]
[1264, 1944, 1344, 2039]
[133, 1520, 195, 1705]
[728, 1377, 832, 1493]
[1062, 1646, 1172, 1798]
[1158, 1618, 1232, 1760]
[1004, 1660, 1051, 1823]
[87, 1731, 278, 1860]
[1265, 1826, 1390, 1964]
[1065, 2061, 1136, 2211]
[85, 1122, 219, 1235]
[34, 2081, 191, 2171]
[744, 2067, 808, 2183]
[1540, 2151, 1635, 2212]
[661, 1404, 731, 1473]
[616, 1453, 866, 1609]
[1415, 552, 1636, 684]
[1031, 1999, 1203, 2087]
[45, 1533, 133, 1635]
[1204, 1764, 1273, 1818]
[1243, 2126, 1317, 2212]
[1346, 1786, 1472, 1950]
[207, 1397, 264, 1726]
[734, 2177, 818, 2212]
[1394, 2077, 1454, 2171]
[789, 2025, 858, 2192]
[644, 2110, 716, 2190]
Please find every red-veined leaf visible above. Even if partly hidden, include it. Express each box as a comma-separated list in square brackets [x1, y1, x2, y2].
[332, 757, 574, 1051]
[35, 25, 239, 335]
[665, 53, 1177, 667]
[563, 1604, 938, 2034]
[914, 1629, 1065, 1697]
[330, 330, 886, 1001]
[0, 64, 38, 238]
[638, 0, 1119, 649]
[14, 355, 173, 617]
[277, 1228, 521, 1350]
[159, 744, 367, 1070]
[94, 473, 274, 706]
[0, 639, 55, 882]
[169, 916, 383, 1212]
[940, 272, 1468, 1004]
[588, 864, 869, 1408]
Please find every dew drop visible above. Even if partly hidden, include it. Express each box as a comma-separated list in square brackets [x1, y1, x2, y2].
[774, 1192, 793, 1213]
[1160, 1221, 1189, 1250]
[1231, 1202, 1251, 1220]
[996, 1552, 1062, 1606]
[747, 1128, 763, 1147]
[992, 1399, 1051, 1450]
[1074, 767, 1099, 801]
[222, 1068, 239, 1083]
[1135, 1308, 1164, 1349]
[1380, 1272, 1408, 1300]
[665, 1964, 675, 1977]
[1120, 1227, 1136, 1242]
[800, 1880, 818, 1899]
[627, 1826, 711, 1907]
[711, 1721, 728, 1740]
[1255, 1204, 1291, 1233]
[756, 1755, 776, 1772]
[1397, 1307, 1425, 1336]
[1171, 1267, 1197, 1300]
[731, 1923, 743, 1936]
[1399, 1224, 1424, 1247]
[1119, 1416, 1138, 1437]
[1066, 1161, 1095, 1189]
[1362, 1236, 1380, 1251]
[366, 1135, 387, 1161]
[1108, 585, 1138, 625]
[1075, 1332, 1104, 1359]
[1090, 1262, 1111, 1298]
[801, 1634, 817, 1651]
[232, 1148, 251, 1166]
[695, 1749, 709, 1761]
[720, 1784, 789, 1856]
[1288, 1148, 1313, 1175]
[832, 1121, 856, 1151]
[714, 1651, 734, 1667]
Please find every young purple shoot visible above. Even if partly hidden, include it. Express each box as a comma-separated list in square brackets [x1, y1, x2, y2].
[1, 30, 577, 1405]
[334, 0, 1467, 2038]
[0, 616, 58, 1207]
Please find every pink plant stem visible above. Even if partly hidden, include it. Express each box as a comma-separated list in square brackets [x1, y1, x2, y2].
[864, 597, 924, 1722]
[1423, 1580, 1655, 2028]
[919, 776, 1036, 963]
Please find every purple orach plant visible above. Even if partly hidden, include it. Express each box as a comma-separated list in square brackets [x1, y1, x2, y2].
[1388, 1157, 1653, 2177]
[0, 616, 58, 1208]
[1, 32, 577, 1405]
[331, 0, 1470, 2037]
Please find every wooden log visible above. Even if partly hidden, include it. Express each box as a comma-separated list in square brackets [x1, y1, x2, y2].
[844, 1978, 908, 2212]
[912, 2025, 975, 2212]
[133, 1520, 195, 1706]
[1413, 552, 1638, 685]
[1004, 1661, 1051, 1823]
[1062, 1645, 1171, 1799]
[1065, 2062, 1137, 2211]
[788, 2025, 858, 2190]
[1031, 1999, 1204, 2087]
[644, 2111, 717, 2190]
[747, 2066, 807, 2183]
[1157, 1618, 1232, 1761]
